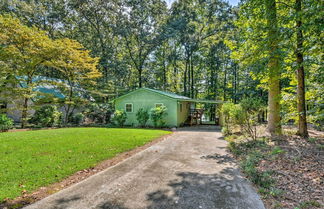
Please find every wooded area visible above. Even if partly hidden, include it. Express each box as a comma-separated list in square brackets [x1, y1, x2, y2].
[0, 0, 323, 134]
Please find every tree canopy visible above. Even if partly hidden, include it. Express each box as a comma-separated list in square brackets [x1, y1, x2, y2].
[0, 0, 322, 133]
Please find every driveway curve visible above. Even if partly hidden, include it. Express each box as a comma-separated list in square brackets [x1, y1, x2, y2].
[25, 126, 265, 209]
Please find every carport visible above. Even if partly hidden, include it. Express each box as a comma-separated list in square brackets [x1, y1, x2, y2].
[180, 99, 223, 126]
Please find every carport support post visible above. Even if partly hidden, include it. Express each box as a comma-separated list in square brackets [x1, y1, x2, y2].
[218, 103, 224, 127]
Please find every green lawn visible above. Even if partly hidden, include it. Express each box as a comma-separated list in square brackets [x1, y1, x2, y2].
[0, 128, 170, 201]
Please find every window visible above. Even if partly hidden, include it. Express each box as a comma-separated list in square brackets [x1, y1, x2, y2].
[155, 103, 163, 108]
[125, 103, 133, 112]
[179, 103, 183, 112]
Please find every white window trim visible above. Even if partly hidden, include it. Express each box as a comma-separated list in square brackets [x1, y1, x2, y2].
[125, 103, 133, 113]
[155, 103, 164, 108]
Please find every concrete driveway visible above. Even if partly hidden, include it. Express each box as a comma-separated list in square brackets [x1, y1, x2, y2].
[25, 126, 265, 209]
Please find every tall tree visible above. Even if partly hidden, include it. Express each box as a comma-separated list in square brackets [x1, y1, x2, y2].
[50, 38, 100, 124]
[295, 0, 308, 137]
[265, 0, 282, 136]
[0, 15, 100, 127]
[0, 15, 58, 127]
[118, 0, 168, 88]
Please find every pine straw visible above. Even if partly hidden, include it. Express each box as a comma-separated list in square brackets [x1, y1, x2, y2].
[258, 129, 324, 209]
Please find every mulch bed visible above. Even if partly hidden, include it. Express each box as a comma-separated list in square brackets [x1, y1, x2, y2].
[258, 130, 324, 209]
[1, 133, 172, 209]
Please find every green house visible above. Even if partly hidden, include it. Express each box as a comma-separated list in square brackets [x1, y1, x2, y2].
[114, 88, 220, 127]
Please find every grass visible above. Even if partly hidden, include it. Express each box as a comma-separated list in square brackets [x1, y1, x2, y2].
[0, 128, 170, 201]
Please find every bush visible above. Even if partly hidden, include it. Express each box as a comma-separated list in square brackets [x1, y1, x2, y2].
[240, 151, 274, 189]
[71, 113, 84, 125]
[150, 105, 168, 127]
[83, 103, 113, 124]
[239, 98, 264, 140]
[221, 127, 230, 136]
[30, 105, 61, 127]
[112, 110, 127, 127]
[221, 98, 264, 140]
[221, 102, 243, 135]
[136, 108, 150, 127]
[0, 114, 13, 132]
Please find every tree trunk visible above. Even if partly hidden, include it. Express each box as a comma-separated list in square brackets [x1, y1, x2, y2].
[190, 54, 194, 98]
[188, 55, 191, 97]
[184, 60, 188, 95]
[234, 63, 238, 104]
[138, 66, 143, 88]
[223, 60, 227, 101]
[295, 0, 308, 137]
[21, 77, 32, 128]
[21, 97, 29, 128]
[265, 0, 282, 136]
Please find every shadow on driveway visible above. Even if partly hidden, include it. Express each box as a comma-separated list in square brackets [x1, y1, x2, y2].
[95, 167, 259, 209]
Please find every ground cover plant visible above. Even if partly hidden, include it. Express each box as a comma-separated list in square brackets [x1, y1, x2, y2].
[0, 128, 170, 201]
[0, 114, 13, 132]
[225, 128, 324, 209]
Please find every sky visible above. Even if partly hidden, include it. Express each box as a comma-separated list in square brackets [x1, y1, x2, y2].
[166, 0, 240, 7]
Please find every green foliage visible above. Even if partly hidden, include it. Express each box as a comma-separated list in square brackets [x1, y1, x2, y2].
[222, 98, 264, 140]
[228, 138, 275, 194]
[259, 187, 284, 198]
[0, 114, 13, 132]
[112, 110, 127, 127]
[30, 105, 61, 127]
[136, 108, 150, 127]
[298, 200, 322, 209]
[239, 98, 264, 140]
[150, 105, 168, 127]
[270, 146, 285, 155]
[221, 102, 243, 135]
[71, 113, 84, 125]
[240, 151, 274, 188]
[0, 128, 170, 200]
[83, 103, 112, 124]
[0, 15, 100, 128]
[221, 126, 230, 136]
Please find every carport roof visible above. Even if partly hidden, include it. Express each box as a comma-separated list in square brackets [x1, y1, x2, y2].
[179, 99, 223, 104]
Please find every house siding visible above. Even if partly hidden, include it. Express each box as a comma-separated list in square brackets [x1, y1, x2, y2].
[177, 101, 190, 126]
[115, 89, 178, 127]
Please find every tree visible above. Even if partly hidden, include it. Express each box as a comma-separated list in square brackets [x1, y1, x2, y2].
[50, 38, 100, 124]
[295, 0, 308, 137]
[0, 15, 58, 127]
[117, 0, 168, 88]
[0, 15, 100, 127]
[265, 0, 282, 136]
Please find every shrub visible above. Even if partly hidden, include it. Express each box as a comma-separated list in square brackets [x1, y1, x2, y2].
[136, 108, 150, 127]
[221, 102, 244, 135]
[240, 151, 274, 188]
[239, 98, 264, 140]
[221, 98, 264, 140]
[221, 102, 235, 132]
[221, 126, 230, 136]
[83, 103, 113, 124]
[71, 113, 84, 125]
[30, 105, 61, 127]
[150, 105, 168, 127]
[112, 110, 127, 127]
[0, 114, 13, 132]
